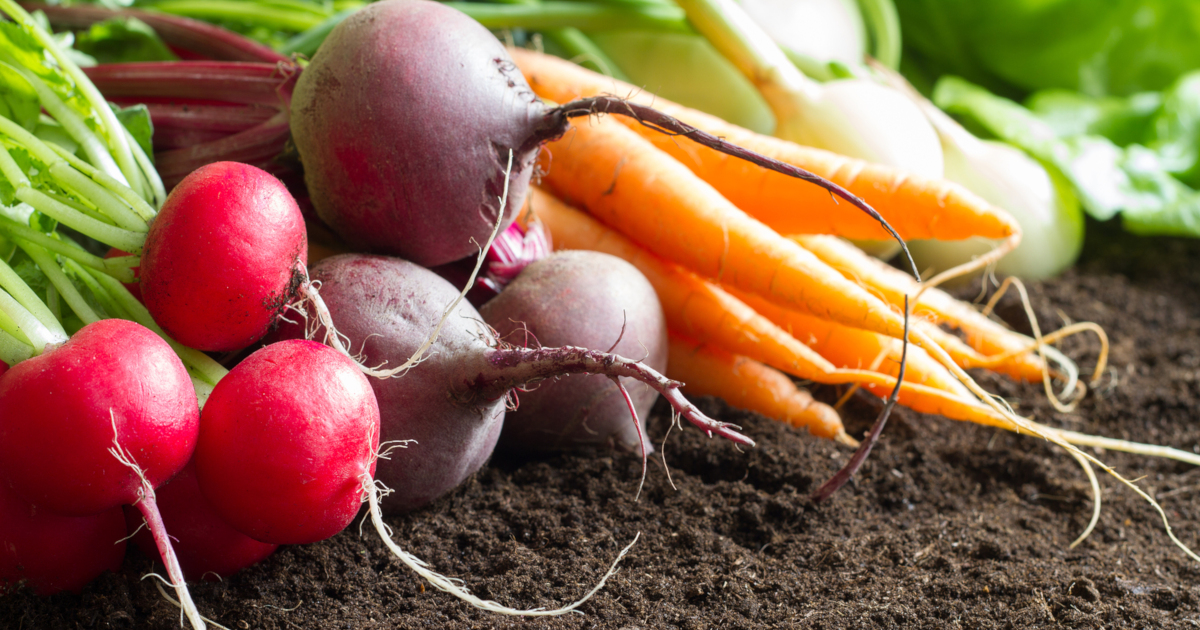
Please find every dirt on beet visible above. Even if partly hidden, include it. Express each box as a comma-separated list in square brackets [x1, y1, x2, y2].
[7, 219, 1200, 629]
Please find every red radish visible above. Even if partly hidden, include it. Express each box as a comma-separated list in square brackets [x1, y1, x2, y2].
[271, 254, 752, 515]
[194, 339, 379, 545]
[0, 484, 126, 596]
[479, 250, 667, 454]
[0, 318, 205, 627]
[125, 462, 278, 581]
[0, 319, 197, 517]
[139, 161, 307, 352]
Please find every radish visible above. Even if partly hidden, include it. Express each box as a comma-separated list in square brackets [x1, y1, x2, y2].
[124, 462, 278, 582]
[479, 250, 668, 454]
[193, 339, 379, 546]
[0, 318, 206, 627]
[271, 253, 752, 515]
[139, 161, 307, 352]
[0, 483, 126, 596]
[192, 337, 634, 615]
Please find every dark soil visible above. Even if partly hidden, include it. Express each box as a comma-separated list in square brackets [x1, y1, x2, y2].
[8, 220, 1200, 629]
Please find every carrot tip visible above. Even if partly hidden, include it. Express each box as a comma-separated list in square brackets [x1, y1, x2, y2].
[834, 430, 860, 448]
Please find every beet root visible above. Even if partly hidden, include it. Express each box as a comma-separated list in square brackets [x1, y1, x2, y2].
[480, 250, 667, 454]
[290, 0, 548, 267]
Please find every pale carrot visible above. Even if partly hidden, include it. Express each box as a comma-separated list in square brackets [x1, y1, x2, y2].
[792, 234, 1048, 382]
[667, 332, 853, 445]
[510, 47, 1019, 243]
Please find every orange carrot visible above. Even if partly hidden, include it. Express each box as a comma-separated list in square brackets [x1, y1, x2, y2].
[667, 332, 852, 445]
[792, 234, 1047, 381]
[510, 47, 1019, 243]
[537, 113, 911, 342]
[527, 187, 1015, 431]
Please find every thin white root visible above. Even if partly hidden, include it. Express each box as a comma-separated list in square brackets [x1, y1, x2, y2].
[362, 475, 637, 615]
[152, 580, 232, 630]
[1053, 429, 1200, 467]
[912, 327, 1200, 563]
[356, 150, 517, 379]
[1067, 448, 1101, 549]
[609, 376, 648, 501]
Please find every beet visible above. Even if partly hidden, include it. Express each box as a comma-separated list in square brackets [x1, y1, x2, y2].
[271, 254, 750, 515]
[290, 0, 547, 267]
[480, 251, 667, 454]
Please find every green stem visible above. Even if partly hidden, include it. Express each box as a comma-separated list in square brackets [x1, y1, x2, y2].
[0, 285, 62, 354]
[0, 219, 135, 283]
[15, 187, 145, 254]
[279, 7, 356, 56]
[47, 143, 157, 222]
[0, 114, 60, 165]
[41, 189, 107, 225]
[856, 0, 901, 70]
[20, 242, 100, 325]
[449, 2, 689, 31]
[674, 0, 821, 140]
[0, 328, 32, 365]
[45, 283, 59, 323]
[0, 291, 30, 344]
[0, 253, 67, 339]
[87, 270, 229, 386]
[142, 0, 335, 31]
[492, 0, 631, 81]
[49, 163, 149, 233]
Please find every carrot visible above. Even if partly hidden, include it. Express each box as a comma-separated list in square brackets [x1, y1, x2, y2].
[667, 332, 853, 446]
[537, 114, 912, 342]
[510, 47, 1019, 243]
[792, 234, 1048, 382]
[526, 187, 1014, 430]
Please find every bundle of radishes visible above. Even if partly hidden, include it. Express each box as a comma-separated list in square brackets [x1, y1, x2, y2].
[1, 0, 827, 623]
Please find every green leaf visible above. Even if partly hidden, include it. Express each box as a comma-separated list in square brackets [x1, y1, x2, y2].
[0, 21, 102, 137]
[896, 0, 1200, 98]
[0, 62, 39, 131]
[111, 103, 154, 161]
[933, 76, 1200, 230]
[74, 17, 179, 64]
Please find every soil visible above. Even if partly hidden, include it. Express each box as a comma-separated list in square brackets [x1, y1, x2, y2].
[8, 219, 1200, 629]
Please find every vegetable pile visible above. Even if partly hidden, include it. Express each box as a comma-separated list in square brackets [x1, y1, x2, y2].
[4, 0, 1200, 627]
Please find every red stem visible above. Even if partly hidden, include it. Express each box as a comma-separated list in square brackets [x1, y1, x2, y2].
[84, 62, 299, 108]
[155, 109, 292, 186]
[25, 2, 288, 64]
[134, 489, 206, 629]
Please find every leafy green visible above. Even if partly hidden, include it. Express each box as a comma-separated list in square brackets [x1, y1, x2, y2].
[0, 62, 38, 131]
[111, 103, 154, 161]
[0, 21, 100, 135]
[934, 75, 1200, 237]
[74, 17, 178, 64]
[896, 0, 1200, 98]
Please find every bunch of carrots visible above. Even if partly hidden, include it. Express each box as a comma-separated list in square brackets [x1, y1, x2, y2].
[507, 50, 1200, 552]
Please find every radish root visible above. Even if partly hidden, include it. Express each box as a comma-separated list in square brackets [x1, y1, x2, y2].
[361, 473, 639, 616]
[108, 411, 207, 630]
